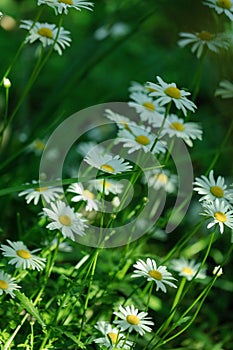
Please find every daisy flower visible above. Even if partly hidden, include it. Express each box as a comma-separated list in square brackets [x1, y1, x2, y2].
[201, 199, 233, 233]
[131, 258, 177, 293]
[94, 321, 133, 349]
[146, 76, 197, 117]
[161, 114, 203, 147]
[18, 181, 63, 205]
[0, 271, 21, 298]
[20, 20, 71, 55]
[37, 0, 94, 15]
[43, 200, 87, 240]
[92, 179, 124, 195]
[170, 258, 206, 281]
[0, 240, 46, 271]
[76, 141, 99, 157]
[178, 31, 230, 59]
[147, 169, 177, 193]
[68, 182, 99, 211]
[84, 149, 132, 174]
[193, 170, 233, 203]
[128, 92, 165, 125]
[215, 80, 233, 98]
[104, 109, 137, 131]
[113, 305, 154, 336]
[203, 0, 233, 21]
[129, 80, 149, 94]
[116, 125, 166, 155]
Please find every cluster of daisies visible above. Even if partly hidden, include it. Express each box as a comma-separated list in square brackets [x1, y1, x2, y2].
[178, 0, 233, 96]
[19, 0, 94, 55]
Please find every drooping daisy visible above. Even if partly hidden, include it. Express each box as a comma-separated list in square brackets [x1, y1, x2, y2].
[43, 200, 87, 240]
[201, 199, 233, 234]
[170, 258, 206, 281]
[0, 271, 21, 298]
[161, 114, 203, 147]
[203, 0, 233, 21]
[68, 183, 99, 211]
[84, 150, 132, 174]
[0, 240, 46, 271]
[131, 258, 177, 293]
[18, 181, 63, 205]
[20, 20, 71, 55]
[147, 169, 177, 193]
[116, 125, 166, 155]
[92, 179, 124, 195]
[94, 321, 133, 349]
[113, 305, 154, 336]
[215, 80, 233, 98]
[129, 80, 149, 94]
[146, 76, 197, 117]
[104, 109, 137, 131]
[193, 170, 233, 203]
[178, 31, 230, 59]
[128, 92, 165, 125]
[37, 0, 94, 15]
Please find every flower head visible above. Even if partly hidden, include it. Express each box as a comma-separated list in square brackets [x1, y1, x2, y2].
[147, 169, 177, 193]
[37, 0, 94, 15]
[18, 181, 63, 205]
[0, 271, 21, 298]
[114, 305, 154, 335]
[20, 20, 71, 55]
[94, 321, 133, 349]
[146, 76, 197, 116]
[131, 258, 177, 293]
[201, 199, 233, 234]
[104, 109, 137, 131]
[43, 200, 87, 240]
[92, 179, 124, 195]
[203, 0, 233, 21]
[215, 80, 233, 98]
[1, 240, 46, 271]
[68, 183, 99, 211]
[170, 258, 206, 281]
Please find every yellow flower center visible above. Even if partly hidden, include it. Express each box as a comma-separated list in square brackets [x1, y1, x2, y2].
[37, 27, 53, 39]
[143, 101, 156, 111]
[83, 189, 95, 200]
[35, 187, 48, 192]
[100, 180, 111, 189]
[164, 86, 181, 99]
[58, 0, 73, 4]
[17, 249, 31, 259]
[135, 135, 150, 145]
[216, 0, 231, 9]
[170, 122, 184, 131]
[59, 215, 72, 226]
[107, 332, 118, 344]
[121, 122, 131, 131]
[0, 280, 8, 290]
[182, 267, 194, 275]
[100, 164, 115, 173]
[214, 211, 227, 223]
[34, 139, 45, 151]
[198, 31, 214, 41]
[154, 173, 168, 184]
[126, 315, 140, 325]
[148, 269, 163, 280]
[210, 186, 224, 198]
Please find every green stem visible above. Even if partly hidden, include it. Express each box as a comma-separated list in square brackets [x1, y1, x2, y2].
[150, 102, 171, 153]
[145, 281, 154, 311]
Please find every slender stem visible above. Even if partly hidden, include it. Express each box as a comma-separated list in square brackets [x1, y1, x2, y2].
[145, 282, 154, 311]
[150, 102, 171, 153]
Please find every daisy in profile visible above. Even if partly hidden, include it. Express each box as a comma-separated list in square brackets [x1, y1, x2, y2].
[37, 0, 94, 15]
[116, 124, 166, 154]
[193, 170, 233, 203]
[43, 200, 87, 240]
[129, 80, 148, 94]
[203, 0, 233, 21]
[18, 181, 63, 205]
[113, 305, 154, 335]
[147, 169, 177, 193]
[0, 271, 21, 298]
[201, 199, 233, 233]
[20, 20, 71, 55]
[68, 183, 99, 211]
[104, 109, 137, 131]
[178, 31, 230, 59]
[215, 80, 233, 98]
[94, 321, 133, 349]
[84, 149, 132, 174]
[161, 114, 203, 147]
[131, 258, 177, 293]
[128, 92, 165, 125]
[92, 179, 123, 195]
[0, 240, 46, 271]
[146, 76, 197, 116]
[170, 258, 206, 281]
